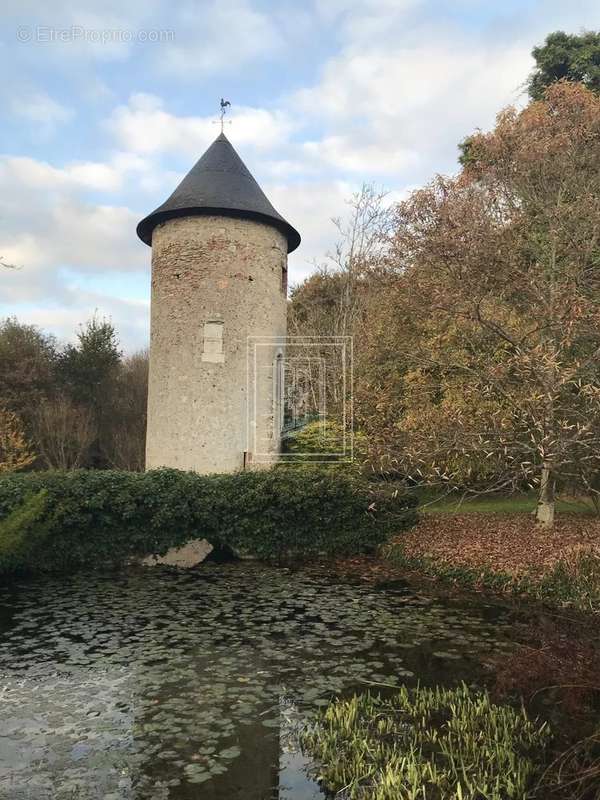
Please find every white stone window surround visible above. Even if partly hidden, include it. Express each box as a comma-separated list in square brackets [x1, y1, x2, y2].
[201, 319, 225, 363]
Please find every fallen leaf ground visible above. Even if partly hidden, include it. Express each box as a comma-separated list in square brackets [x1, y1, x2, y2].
[394, 513, 600, 578]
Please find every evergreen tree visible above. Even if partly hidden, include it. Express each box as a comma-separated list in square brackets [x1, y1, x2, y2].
[528, 30, 600, 100]
[58, 316, 122, 466]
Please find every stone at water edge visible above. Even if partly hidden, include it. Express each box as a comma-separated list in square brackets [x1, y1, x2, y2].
[141, 539, 213, 568]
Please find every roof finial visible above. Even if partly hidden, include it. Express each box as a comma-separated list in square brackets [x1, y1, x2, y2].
[214, 98, 232, 134]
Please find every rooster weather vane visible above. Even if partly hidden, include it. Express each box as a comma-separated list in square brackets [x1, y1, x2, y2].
[215, 98, 232, 133]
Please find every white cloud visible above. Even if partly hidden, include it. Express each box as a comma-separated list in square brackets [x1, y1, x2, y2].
[107, 93, 295, 156]
[296, 47, 429, 122]
[0, 155, 123, 194]
[313, 0, 422, 45]
[7, 0, 286, 79]
[7, 0, 163, 62]
[293, 37, 532, 181]
[303, 135, 419, 175]
[294, 0, 600, 184]
[0, 293, 150, 351]
[159, 0, 281, 76]
[0, 155, 147, 306]
[267, 179, 356, 282]
[10, 92, 74, 134]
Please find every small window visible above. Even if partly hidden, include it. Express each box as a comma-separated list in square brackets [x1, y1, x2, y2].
[281, 263, 288, 295]
[202, 320, 224, 363]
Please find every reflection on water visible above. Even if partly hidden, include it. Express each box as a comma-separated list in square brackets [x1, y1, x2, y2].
[0, 563, 516, 799]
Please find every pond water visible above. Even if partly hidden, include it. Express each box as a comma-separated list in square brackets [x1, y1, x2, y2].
[0, 563, 519, 800]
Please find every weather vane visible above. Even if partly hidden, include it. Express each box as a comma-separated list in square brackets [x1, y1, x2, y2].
[214, 98, 232, 133]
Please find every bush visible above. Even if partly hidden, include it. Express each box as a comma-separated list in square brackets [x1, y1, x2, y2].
[0, 467, 418, 575]
[282, 419, 367, 464]
[0, 490, 50, 571]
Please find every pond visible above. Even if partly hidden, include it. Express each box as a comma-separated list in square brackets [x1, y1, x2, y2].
[0, 562, 520, 800]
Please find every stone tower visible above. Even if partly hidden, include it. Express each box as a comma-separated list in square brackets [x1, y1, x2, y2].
[137, 133, 300, 473]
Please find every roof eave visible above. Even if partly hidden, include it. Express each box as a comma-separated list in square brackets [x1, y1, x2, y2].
[136, 206, 301, 253]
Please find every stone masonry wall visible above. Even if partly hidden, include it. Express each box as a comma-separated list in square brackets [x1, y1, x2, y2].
[146, 215, 288, 473]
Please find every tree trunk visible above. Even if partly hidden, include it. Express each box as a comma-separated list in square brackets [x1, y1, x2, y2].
[536, 461, 555, 527]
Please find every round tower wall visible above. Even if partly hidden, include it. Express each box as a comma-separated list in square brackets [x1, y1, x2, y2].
[146, 215, 288, 473]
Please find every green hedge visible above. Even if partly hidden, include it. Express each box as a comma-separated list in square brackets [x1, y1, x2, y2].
[0, 467, 418, 575]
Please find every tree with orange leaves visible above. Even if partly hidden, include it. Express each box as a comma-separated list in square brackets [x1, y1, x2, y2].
[0, 407, 35, 473]
[385, 82, 600, 526]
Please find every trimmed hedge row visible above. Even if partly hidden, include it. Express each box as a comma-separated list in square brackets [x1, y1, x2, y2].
[0, 467, 418, 574]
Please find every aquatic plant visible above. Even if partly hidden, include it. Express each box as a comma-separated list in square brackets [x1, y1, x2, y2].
[303, 683, 552, 800]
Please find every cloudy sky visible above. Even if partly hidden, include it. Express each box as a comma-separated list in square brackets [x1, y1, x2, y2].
[2, 0, 600, 350]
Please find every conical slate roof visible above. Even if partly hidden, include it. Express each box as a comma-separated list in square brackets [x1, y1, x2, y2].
[136, 132, 300, 252]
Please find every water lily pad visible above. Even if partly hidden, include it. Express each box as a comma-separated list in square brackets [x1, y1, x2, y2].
[0, 562, 518, 799]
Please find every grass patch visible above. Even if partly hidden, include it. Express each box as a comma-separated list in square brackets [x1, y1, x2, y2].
[302, 683, 551, 800]
[415, 491, 595, 516]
